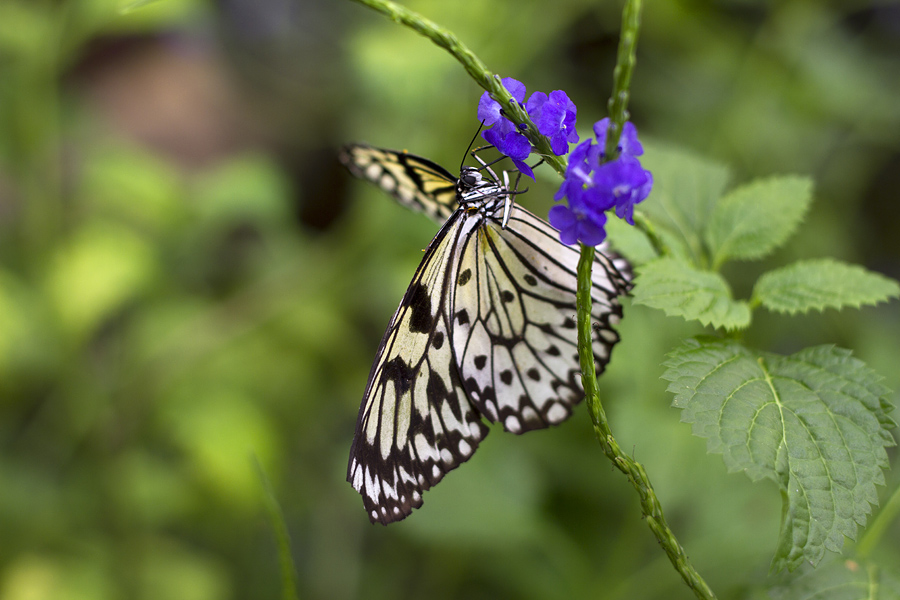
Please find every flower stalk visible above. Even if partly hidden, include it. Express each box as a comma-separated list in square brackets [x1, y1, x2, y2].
[574, 0, 716, 598]
[349, 0, 566, 176]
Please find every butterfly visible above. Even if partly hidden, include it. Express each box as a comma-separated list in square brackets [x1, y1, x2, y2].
[339, 144, 631, 525]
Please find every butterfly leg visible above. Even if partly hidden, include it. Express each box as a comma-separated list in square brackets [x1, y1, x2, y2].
[501, 170, 513, 228]
[470, 146, 512, 187]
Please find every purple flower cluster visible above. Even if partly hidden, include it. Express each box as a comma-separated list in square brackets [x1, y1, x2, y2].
[478, 78, 578, 179]
[476, 78, 652, 247]
[549, 118, 653, 246]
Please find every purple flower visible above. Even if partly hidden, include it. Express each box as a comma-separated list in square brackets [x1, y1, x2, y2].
[592, 153, 653, 225]
[593, 118, 644, 157]
[549, 200, 608, 247]
[478, 78, 536, 178]
[551, 118, 653, 245]
[483, 121, 535, 179]
[477, 77, 526, 126]
[526, 90, 579, 156]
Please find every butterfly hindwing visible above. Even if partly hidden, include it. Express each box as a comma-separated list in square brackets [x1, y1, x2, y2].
[339, 145, 457, 223]
[451, 204, 630, 434]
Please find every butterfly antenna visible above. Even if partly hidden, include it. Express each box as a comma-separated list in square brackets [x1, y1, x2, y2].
[460, 121, 486, 173]
[475, 155, 508, 172]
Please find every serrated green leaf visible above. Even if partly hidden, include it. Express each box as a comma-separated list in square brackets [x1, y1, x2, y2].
[638, 143, 731, 266]
[705, 176, 813, 267]
[633, 258, 751, 330]
[663, 339, 896, 572]
[768, 558, 900, 600]
[754, 259, 900, 315]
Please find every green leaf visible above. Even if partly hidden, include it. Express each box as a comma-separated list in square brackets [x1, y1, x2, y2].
[604, 216, 658, 266]
[705, 175, 813, 267]
[754, 259, 900, 315]
[768, 559, 900, 600]
[632, 257, 751, 330]
[637, 143, 731, 266]
[663, 338, 896, 572]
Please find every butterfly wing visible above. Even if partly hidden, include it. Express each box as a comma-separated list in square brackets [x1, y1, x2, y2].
[450, 204, 631, 433]
[339, 145, 458, 223]
[347, 212, 491, 525]
[342, 144, 632, 524]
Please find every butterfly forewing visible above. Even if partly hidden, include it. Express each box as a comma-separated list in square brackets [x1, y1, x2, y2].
[342, 144, 631, 525]
[348, 211, 490, 524]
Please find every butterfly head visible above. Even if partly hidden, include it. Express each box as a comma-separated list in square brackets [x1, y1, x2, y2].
[458, 166, 484, 190]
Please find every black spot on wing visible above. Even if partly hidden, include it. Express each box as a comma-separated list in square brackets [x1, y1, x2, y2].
[474, 355, 487, 370]
[432, 331, 444, 349]
[406, 283, 434, 333]
[458, 268, 472, 286]
[426, 368, 450, 405]
[381, 356, 416, 395]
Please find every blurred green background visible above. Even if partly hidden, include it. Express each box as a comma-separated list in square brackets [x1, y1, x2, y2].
[0, 0, 898, 598]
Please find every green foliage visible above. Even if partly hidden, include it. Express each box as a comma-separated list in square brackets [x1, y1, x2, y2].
[605, 215, 658, 266]
[768, 559, 900, 600]
[631, 137, 899, 576]
[637, 144, 731, 264]
[753, 259, 900, 315]
[663, 339, 896, 572]
[633, 257, 750, 330]
[705, 176, 813, 268]
[623, 148, 817, 330]
[44, 220, 160, 341]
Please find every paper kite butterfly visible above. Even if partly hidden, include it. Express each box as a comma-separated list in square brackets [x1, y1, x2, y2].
[339, 144, 631, 525]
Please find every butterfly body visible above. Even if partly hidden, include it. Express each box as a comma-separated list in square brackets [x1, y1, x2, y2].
[340, 144, 631, 525]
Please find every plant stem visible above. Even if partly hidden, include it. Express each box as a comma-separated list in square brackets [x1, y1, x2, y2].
[576, 246, 716, 600]
[255, 458, 300, 600]
[348, 0, 566, 176]
[576, 1, 716, 598]
[603, 0, 640, 159]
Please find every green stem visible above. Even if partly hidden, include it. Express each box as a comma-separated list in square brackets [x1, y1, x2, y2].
[603, 0, 641, 159]
[255, 458, 300, 600]
[576, 246, 715, 600]
[576, 1, 716, 598]
[856, 480, 900, 559]
[632, 211, 667, 258]
[348, 0, 565, 176]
